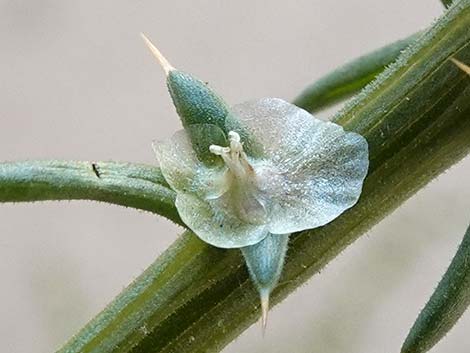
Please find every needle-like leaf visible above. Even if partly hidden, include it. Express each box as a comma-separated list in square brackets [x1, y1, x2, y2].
[293, 33, 420, 112]
[401, 223, 470, 353]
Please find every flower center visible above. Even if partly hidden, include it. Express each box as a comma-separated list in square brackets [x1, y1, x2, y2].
[209, 131, 267, 225]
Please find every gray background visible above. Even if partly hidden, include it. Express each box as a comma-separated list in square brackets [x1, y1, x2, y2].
[1, 1, 470, 352]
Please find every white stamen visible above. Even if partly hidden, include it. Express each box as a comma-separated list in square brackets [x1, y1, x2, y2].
[208, 130, 266, 224]
[228, 131, 243, 153]
[228, 131, 241, 143]
[209, 145, 230, 155]
[209, 131, 245, 160]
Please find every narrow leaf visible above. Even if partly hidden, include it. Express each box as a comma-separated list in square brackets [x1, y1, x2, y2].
[401, 223, 470, 353]
[292, 33, 419, 112]
[0, 160, 183, 226]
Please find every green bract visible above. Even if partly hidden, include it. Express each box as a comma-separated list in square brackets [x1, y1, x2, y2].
[156, 98, 369, 248]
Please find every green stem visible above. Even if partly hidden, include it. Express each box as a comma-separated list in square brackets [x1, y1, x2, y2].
[401, 223, 470, 353]
[58, 2, 470, 353]
[292, 33, 420, 112]
[442, 0, 454, 8]
[0, 161, 182, 226]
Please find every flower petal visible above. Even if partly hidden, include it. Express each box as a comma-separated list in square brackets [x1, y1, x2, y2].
[176, 193, 269, 248]
[230, 98, 369, 234]
[154, 124, 227, 198]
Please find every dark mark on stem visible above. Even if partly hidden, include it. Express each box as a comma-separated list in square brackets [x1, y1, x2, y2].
[91, 163, 101, 178]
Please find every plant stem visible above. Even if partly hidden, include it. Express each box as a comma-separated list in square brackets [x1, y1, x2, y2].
[57, 1, 470, 352]
[442, 0, 454, 8]
[292, 33, 420, 112]
[0, 160, 182, 226]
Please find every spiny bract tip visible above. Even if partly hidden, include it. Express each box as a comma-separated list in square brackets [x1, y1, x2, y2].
[260, 290, 270, 335]
[140, 33, 175, 75]
[450, 58, 470, 75]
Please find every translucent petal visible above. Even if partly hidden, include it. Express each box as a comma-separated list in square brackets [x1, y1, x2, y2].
[230, 98, 369, 234]
[154, 124, 227, 198]
[175, 193, 269, 248]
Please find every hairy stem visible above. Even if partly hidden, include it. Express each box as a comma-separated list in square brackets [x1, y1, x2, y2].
[442, 0, 454, 8]
[0, 161, 182, 226]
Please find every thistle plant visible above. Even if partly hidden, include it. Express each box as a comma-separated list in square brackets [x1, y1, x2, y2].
[1, 1, 470, 352]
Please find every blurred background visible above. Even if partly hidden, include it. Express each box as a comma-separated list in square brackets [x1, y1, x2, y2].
[1, 0, 469, 352]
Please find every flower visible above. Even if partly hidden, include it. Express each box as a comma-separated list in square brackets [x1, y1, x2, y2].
[141, 33, 369, 329]
[155, 97, 369, 248]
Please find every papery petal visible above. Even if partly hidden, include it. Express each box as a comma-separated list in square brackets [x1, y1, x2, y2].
[230, 98, 369, 234]
[175, 193, 269, 248]
[154, 124, 227, 198]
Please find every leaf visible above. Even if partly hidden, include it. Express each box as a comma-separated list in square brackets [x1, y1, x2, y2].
[292, 33, 420, 112]
[57, 2, 470, 352]
[401, 223, 470, 353]
[0, 160, 183, 226]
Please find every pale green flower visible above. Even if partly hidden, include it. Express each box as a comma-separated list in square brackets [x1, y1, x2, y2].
[156, 98, 369, 249]
[142, 33, 368, 329]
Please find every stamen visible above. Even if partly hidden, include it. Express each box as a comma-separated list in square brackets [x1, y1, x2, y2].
[209, 145, 230, 155]
[227, 131, 243, 154]
[228, 131, 240, 143]
[208, 130, 266, 224]
[209, 131, 244, 158]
